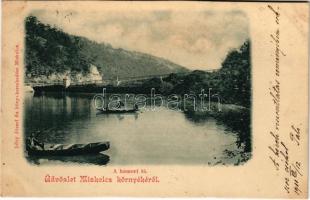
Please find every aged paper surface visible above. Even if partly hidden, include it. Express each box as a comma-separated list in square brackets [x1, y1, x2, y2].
[1, 1, 309, 198]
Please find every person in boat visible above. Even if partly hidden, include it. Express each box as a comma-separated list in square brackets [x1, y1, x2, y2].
[104, 103, 109, 111]
[116, 100, 125, 110]
[120, 100, 125, 108]
[26, 133, 44, 150]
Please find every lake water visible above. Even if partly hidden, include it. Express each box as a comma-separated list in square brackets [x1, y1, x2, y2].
[24, 92, 249, 166]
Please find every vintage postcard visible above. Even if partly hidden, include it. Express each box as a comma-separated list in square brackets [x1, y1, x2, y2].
[1, 1, 309, 198]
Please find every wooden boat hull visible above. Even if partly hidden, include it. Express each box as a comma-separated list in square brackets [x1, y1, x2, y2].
[27, 142, 110, 156]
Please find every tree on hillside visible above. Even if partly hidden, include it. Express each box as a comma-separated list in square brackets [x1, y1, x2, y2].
[218, 40, 251, 107]
[25, 15, 91, 78]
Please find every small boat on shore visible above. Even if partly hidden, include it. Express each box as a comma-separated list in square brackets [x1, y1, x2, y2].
[27, 142, 110, 156]
[96, 108, 138, 114]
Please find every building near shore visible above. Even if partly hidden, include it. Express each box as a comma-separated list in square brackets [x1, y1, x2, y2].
[88, 64, 102, 82]
[63, 75, 71, 88]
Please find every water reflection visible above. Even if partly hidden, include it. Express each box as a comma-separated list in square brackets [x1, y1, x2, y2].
[96, 112, 140, 121]
[184, 109, 251, 152]
[27, 153, 110, 166]
[24, 92, 251, 166]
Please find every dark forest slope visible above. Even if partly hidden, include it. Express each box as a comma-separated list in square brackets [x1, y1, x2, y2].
[25, 16, 188, 80]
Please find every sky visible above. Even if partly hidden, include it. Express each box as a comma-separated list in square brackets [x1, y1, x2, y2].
[31, 9, 249, 70]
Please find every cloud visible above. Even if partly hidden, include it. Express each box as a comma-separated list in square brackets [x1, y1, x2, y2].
[31, 9, 249, 70]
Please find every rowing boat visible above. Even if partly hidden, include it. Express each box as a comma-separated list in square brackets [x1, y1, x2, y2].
[96, 108, 138, 114]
